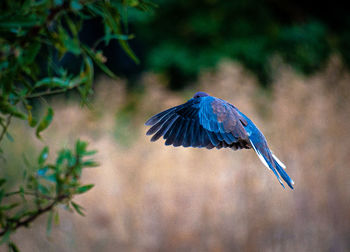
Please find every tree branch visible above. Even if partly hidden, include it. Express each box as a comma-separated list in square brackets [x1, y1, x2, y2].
[0, 194, 68, 236]
[26, 77, 88, 99]
[4, 190, 56, 200]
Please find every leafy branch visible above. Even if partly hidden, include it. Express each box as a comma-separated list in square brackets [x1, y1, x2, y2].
[0, 0, 154, 146]
[0, 140, 97, 243]
[0, 194, 68, 237]
[0, 0, 154, 250]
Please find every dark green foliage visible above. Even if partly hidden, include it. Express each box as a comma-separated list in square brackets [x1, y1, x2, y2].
[129, 0, 348, 87]
[275, 21, 330, 74]
[0, 0, 152, 118]
[36, 107, 54, 138]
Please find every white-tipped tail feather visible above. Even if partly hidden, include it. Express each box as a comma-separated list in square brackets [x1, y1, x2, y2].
[272, 153, 286, 169]
[250, 140, 270, 170]
[272, 153, 295, 185]
[250, 140, 285, 185]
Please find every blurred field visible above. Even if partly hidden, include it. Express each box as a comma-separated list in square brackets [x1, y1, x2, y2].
[5, 57, 350, 251]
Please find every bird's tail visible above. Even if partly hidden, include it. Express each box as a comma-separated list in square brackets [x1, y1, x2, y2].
[250, 140, 294, 189]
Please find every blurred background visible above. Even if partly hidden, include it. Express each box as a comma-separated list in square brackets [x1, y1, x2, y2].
[2, 0, 350, 251]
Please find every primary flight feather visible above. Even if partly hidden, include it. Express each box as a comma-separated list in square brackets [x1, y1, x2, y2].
[145, 91, 294, 189]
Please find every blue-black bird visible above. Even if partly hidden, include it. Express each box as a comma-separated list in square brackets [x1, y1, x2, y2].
[145, 91, 294, 189]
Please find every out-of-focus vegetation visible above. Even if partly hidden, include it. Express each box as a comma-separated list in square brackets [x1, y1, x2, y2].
[0, 0, 153, 250]
[7, 58, 350, 251]
[128, 0, 350, 88]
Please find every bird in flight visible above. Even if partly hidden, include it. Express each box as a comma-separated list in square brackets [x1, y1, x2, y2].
[145, 91, 294, 189]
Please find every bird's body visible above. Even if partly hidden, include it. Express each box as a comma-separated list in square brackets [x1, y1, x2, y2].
[145, 92, 294, 189]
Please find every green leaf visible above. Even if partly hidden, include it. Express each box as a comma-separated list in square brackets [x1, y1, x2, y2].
[20, 42, 41, 66]
[79, 56, 94, 100]
[71, 201, 85, 216]
[0, 178, 6, 187]
[46, 210, 53, 236]
[36, 107, 54, 138]
[35, 77, 71, 88]
[82, 160, 99, 167]
[0, 17, 42, 28]
[82, 45, 117, 78]
[0, 230, 11, 245]
[76, 184, 94, 194]
[22, 153, 32, 170]
[26, 105, 37, 127]
[83, 150, 97, 156]
[101, 4, 140, 64]
[38, 184, 50, 195]
[19, 186, 26, 201]
[54, 210, 60, 225]
[0, 100, 26, 119]
[92, 34, 133, 48]
[58, 26, 81, 55]
[118, 39, 140, 64]
[0, 189, 4, 204]
[5, 132, 14, 142]
[56, 149, 71, 167]
[37, 167, 48, 176]
[71, 0, 83, 11]
[0, 202, 20, 211]
[0, 61, 9, 72]
[54, 0, 63, 6]
[42, 174, 57, 183]
[38, 146, 49, 165]
[8, 241, 20, 252]
[75, 140, 87, 155]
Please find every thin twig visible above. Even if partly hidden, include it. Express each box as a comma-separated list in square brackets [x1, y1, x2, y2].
[0, 194, 68, 236]
[4, 190, 56, 200]
[26, 76, 88, 99]
[26, 87, 75, 99]
[0, 115, 13, 144]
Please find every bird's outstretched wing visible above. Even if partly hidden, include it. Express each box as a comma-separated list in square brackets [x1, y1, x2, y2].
[145, 96, 250, 149]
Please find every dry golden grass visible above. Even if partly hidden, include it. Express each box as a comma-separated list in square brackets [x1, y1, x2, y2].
[6, 56, 350, 251]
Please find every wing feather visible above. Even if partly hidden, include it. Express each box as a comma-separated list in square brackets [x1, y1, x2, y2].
[146, 96, 249, 149]
[164, 117, 182, 145]
[183, 119, 194, 147]
[179, 119, 191, 147]
[146, 111, 175, 136]
[173, 118, 186, 147]
[150, 114, 178, 142]
[207, 131, 220, 146]
[145, 106, 177, 126]
[199, 126, 210, 147]
[191, 120, 201, 147]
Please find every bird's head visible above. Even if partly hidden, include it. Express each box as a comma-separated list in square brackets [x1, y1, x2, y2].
[193, 91, 209, 99]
